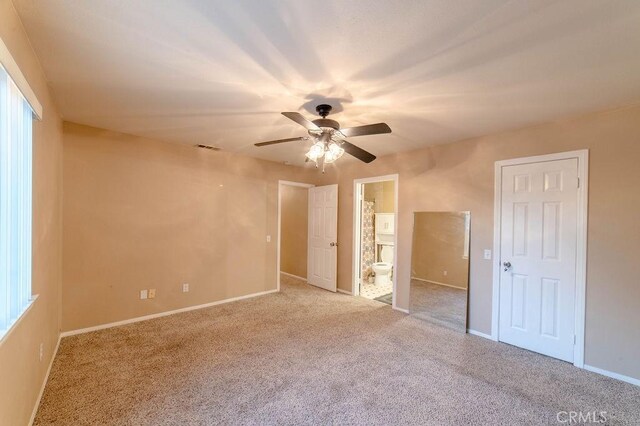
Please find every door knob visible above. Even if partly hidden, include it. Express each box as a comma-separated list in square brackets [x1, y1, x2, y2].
[503, 261, 512, 271]
[330, 242, 338, 247]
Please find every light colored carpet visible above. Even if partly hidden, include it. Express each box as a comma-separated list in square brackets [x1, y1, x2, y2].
[35, 275, 639, 425]
[409, 279, 467, 332]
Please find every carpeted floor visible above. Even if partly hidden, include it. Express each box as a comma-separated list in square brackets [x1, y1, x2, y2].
[409, 279, 467, 332]
[35, 275, 640, 425]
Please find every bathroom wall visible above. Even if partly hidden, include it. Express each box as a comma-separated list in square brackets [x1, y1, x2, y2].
[62, 122, 320, 332]
[0, 1, 64, 424]
[364, 181, 395, 213]
[280, 185, 308, 278]
[412, 212, 469, 289]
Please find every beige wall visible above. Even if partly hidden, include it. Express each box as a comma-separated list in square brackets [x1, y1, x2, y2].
[328, 105, 640, 381]
[0, 1, 64, 424]
[280, 185, 308, 278]
[412, 212, 469, 289]
[62, 122, 319, 331]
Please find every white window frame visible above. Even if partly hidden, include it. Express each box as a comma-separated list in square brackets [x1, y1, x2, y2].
[0, 36, 42, 344]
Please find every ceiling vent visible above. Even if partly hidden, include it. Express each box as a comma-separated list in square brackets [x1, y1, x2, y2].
[196, 144, 220, 151]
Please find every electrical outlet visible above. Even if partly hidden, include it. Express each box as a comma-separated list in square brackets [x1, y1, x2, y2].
[443, 270, 448, 276]
[266, 235, 271, 243]
[140, 289, 148, 300]
[182, 283, 189, 293]
[39, 343, 44, 361]
[148, 289, 156, 299]
[484, 249, 492, 260]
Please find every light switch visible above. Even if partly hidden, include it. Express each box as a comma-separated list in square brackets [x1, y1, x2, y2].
[266, 235, 271, 243]
[484, 249, 492, 260]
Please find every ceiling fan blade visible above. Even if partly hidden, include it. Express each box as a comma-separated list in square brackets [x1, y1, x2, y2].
[282, 112, 321, 131]
[254, 136, 306, 147]
[339, 123, 391, 138]
[341, 140, 376, 163]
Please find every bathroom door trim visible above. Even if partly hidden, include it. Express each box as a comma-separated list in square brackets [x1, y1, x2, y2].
[491, 150, 588, 368]
[277, 180, 315, 292]
[352, 174, 399, 310]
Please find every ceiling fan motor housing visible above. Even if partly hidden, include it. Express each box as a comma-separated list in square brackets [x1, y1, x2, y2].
[315, 103, 333, 118]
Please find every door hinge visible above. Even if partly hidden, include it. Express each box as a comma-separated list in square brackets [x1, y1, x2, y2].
[577, 178, 580, 188]
[573, 334, 577, 345]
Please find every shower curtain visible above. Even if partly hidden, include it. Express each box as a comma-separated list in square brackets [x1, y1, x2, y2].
[361, 201, 376, 282]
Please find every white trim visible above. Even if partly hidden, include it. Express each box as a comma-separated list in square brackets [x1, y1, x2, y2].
[277, 180, 314, 292]
[29, 333, 61, 425]
[279, 271, 307, 282]
[337, 288, 352, 295]
[61, 289, 278, 337]
[583, 365, 640, 387]
[491, 150, 589, 367]
[0, 294, 39, 345]
[352, 174, 399, 310]
[467, 329, 494, 340]
[411, 277, 467, 290]
[0, 39, 42, 120]
[393, 306, 409, 314]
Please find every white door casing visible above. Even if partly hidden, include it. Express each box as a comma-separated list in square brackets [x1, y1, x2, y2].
[498, 158, 579, 362]
[307, 184, 338, 292]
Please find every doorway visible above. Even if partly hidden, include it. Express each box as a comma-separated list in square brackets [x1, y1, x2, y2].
[277, 181, 314, 291]
[353, 175, 399, 308]
[492, 150, 588, 367]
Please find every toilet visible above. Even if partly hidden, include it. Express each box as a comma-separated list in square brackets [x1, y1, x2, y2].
[372, 244, 393, 285]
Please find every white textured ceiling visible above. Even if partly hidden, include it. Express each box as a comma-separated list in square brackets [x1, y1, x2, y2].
[14, 0, 640, 165]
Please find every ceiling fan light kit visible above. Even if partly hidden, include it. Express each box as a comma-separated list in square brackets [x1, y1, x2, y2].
[255, 104, 391, 172]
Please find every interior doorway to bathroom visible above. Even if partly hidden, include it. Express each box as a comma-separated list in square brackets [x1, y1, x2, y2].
[277, 181, 314, 291]
[352, 175, 398, 308]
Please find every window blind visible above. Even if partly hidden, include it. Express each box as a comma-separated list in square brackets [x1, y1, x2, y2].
[0, 64, 33, 337]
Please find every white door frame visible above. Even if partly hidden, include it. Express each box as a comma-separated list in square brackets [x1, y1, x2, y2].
[491, 150, 589, 368]
[352, 174, 399, 310]
[277, 180, 315, 292]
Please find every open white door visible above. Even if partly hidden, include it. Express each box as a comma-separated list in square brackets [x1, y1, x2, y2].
[307, 184, 338, 292]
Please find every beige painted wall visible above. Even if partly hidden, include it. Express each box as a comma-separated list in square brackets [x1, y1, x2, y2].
[62, 123, 319, 331]
[280, 185, 308, 278]
[328, 105, 640, 381]
[0, 1, 64, 424]
[412, 212, 469, 289]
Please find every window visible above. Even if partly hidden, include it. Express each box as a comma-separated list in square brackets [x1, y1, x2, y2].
[0, 64, 34, 339]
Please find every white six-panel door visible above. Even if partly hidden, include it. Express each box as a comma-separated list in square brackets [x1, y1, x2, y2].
[499, 158, 579, 362]
[307, 184, 338, 292]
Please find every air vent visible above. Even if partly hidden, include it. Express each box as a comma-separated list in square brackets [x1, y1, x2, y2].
[196, 144, 220, 151]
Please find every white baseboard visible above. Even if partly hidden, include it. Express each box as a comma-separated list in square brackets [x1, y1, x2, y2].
[411, 277, 467, 290]
[337, 288, 352, 295]
[60, 289, 278, 337]
[393, 306, 409, 314]
[279, 271, 307, 282]
[29, 333, 61, 426]
[584, 364, 640, 387]
[467, 329, 494, 340]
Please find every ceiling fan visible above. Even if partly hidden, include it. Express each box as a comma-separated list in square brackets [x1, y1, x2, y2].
[255, 104, 391, 170]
